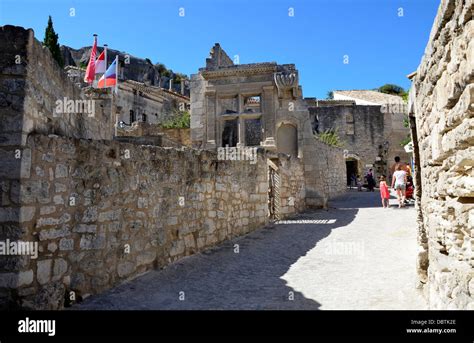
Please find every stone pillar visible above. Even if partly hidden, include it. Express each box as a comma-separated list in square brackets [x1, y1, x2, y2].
[205, 90, 217, 149]
[261, 86, 276, 149]
[237, 117, 245, 147]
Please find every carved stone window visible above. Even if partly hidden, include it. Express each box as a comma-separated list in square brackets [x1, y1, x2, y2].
[220, 96, 238, 115]
[243, 95, 261, 113]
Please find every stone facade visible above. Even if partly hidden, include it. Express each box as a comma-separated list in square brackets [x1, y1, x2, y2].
[114, 80, 190, 127]
[191, 44, 346, 207]
[307, 97, 410, 185]
[409, 0, 473, 309]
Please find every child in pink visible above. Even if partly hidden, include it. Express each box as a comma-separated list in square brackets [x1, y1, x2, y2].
[379, 175, 390, 208]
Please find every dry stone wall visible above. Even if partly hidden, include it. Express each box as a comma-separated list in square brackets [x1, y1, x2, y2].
[0, 26, 113, 144]
[1, 133, 305, 309]
[410, 0, 473, 309]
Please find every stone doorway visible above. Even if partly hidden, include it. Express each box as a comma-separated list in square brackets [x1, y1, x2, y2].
[268, 164, 281, 220]
[345, 159, 358, 187]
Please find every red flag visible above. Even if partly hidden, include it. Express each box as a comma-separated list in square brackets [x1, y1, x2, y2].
[84, 35, 97, 84]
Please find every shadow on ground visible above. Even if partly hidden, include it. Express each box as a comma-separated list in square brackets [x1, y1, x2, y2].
[73, 196, 359, 310]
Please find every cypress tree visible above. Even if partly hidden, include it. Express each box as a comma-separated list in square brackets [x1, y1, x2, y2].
[43, 16, 64, 67]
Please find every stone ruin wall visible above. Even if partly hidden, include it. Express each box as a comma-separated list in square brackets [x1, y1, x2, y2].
[0, 26, 307, 309]
[1, 26, 113, 144]
[309, 104, 411, 182]
[1, 134, 305, 309]
[410, 0, 473, 309]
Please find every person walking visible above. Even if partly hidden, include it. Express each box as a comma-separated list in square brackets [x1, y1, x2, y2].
[390, 156, 411, 184]
[379, 175, 390, 208]
[366, 168, 375, 192]
[391, 165, 407, 208]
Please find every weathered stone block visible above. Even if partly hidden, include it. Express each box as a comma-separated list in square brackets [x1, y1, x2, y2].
[74, 224, 97, 233]
[37, 259, 52, 285]
[80, 233, 106, 250]
[117, 261, 135, 278]
[17, 270, 33, 287]
[39, 226, 70, 241]
[52, 258, 68, 281]
[59, 238, 74, 251]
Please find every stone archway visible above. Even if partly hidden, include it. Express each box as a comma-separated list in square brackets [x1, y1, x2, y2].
[277, 123, 298, 157]
[344, 152, 361, 187]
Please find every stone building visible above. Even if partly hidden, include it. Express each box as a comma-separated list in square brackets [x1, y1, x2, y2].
[114, 80, 190, 126]
[408, 0, 473, 309]
[65, 66, 190, 129]
[191, 43, 347, 207]
[307, 90, 410, 185]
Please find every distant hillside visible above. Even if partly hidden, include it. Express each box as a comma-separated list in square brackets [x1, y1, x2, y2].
[60, 45, 189, 95]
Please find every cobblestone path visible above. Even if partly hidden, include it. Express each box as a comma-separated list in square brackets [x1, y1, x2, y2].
[75, 190, 426, 310]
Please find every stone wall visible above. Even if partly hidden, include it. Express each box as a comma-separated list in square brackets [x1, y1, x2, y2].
[161, 128, 191, 147]
[409, 0, 473, 309]
[0, 133, 306, 309]
[308, 102, 411, 183]
[16, 26, 112, 143]
[303, 138, 347, 208]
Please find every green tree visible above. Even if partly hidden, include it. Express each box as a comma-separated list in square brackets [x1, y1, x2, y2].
[326, 91, 334, 99]
[43, 16, 63, 67]
[155, 63, 167, 75]
[173, 73, 188, 84]
[378, 84, 405, 95]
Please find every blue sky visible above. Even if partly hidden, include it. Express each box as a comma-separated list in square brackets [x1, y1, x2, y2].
[0, 0, 440, 98]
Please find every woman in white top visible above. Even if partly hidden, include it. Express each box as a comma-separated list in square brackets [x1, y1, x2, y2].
[391, 165, 407, 208]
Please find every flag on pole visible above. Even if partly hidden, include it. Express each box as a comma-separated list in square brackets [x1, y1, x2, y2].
[97, 56, 118, 89]
[95, 49, 106, 74]
[84, 35, 97, 83]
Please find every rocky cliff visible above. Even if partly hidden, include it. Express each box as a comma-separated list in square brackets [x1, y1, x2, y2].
[60, 45, 189, 95]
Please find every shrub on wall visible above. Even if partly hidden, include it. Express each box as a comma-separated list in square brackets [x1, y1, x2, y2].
[161, 110, 190, 129]
[315, 129, 343, 148]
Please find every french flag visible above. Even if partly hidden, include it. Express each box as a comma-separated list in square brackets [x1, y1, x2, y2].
[95, 49, 106, 74]
[97, 56, 118, 89]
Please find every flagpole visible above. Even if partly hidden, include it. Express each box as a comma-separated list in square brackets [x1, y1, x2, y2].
[113, 55, 119, 138]
[104, 44, 108, 73]
[115, 55, 119, 94]
[93, 34, 98, 87]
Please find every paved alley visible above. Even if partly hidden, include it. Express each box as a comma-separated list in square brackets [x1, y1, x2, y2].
[75, 190, 426, 310]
